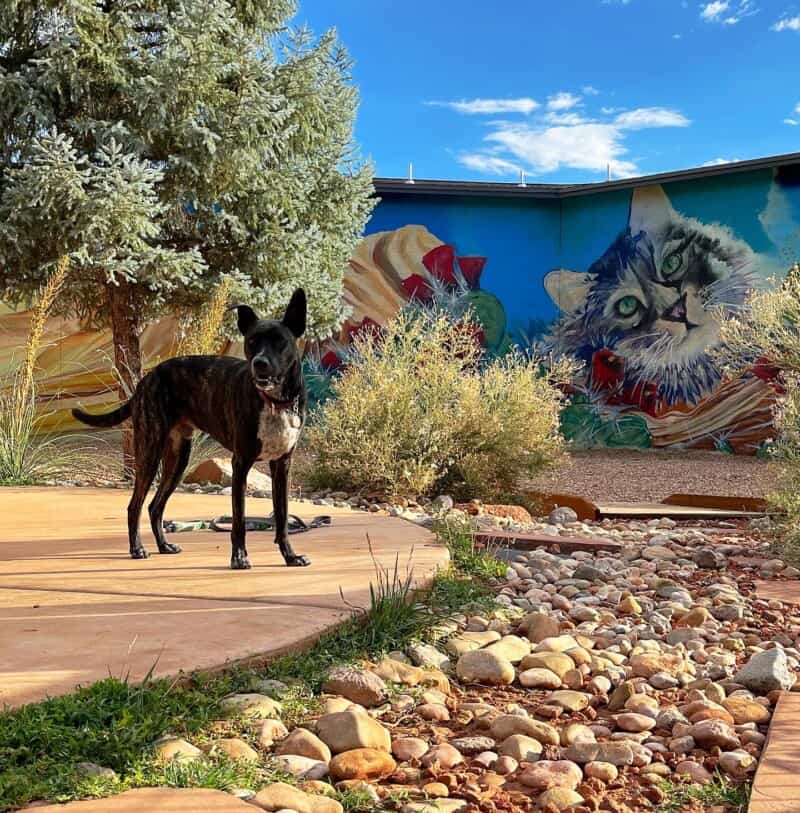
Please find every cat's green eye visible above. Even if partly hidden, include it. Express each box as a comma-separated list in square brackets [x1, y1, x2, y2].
[615, 296, 641, 318]
[662, 251, 683, 278]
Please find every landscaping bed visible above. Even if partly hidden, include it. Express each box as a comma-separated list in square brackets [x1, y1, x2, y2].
[3, 507, 799, 813]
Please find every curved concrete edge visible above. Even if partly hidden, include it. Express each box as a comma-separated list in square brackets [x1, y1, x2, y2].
[171, 547, 449, 685]
[23, 787, 255, 811]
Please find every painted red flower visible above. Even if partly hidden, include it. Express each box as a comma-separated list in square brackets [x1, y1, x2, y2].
[346, 316, 383, 342]
[591, 349, 662, 415]
[457, 256, 486, 288]
[752, 357, 785, 394]
[591, 349, 624, 390]
[402, 273, 434, 301]
[320, 350, 342, 372]
[422, 244, 457, 287]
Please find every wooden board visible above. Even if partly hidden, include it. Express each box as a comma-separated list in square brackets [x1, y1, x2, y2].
[662, 492, 769, 513]
[522, 491, 598, 521]
[474, 530, 622, 554]
[596, 501, 763, 519]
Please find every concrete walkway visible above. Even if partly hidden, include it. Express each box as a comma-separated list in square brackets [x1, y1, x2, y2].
[748, 580, 800, 812]
[0, 488, 447, 708]
[749, 692, 800, 813]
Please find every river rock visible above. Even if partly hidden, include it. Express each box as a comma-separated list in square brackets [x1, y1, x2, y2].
[253, 782, 343, 813]
[734, 648, 795, 694]
[315, 710, 390, 753]
[519, 760, 582, 790]
[499, 734, 543, 762]
[392, 737, 430, 761]
[322, 666, 387, 707]
[328, 748, 396, 781]
[456, 650, 515, 685]
[276, 728, 331, 762]
[490, 715, 560, 745]
[220, 693, 282, 719]
[519, 668, 562, 689]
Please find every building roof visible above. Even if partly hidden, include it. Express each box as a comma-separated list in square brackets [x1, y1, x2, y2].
[373, 151, 800, 200]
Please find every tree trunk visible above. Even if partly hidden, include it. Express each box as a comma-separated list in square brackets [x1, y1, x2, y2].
[108, 279, 142, 476]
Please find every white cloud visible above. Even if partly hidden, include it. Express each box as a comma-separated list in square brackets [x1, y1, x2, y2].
[785, 118, 799, 125]
[702, 157, 740, 165]
[701, 1, 729, 21]
[427, 97, 539, 115]
[457, 153, 520, 176]
[582, 85, 601, 96]
[613, 107, 691, 129]
[544, 111, 592, 125]
[480, 107, 688, 178]
[440, 94, 690, 180]
[700, 0, 758, 24]
[672, 32, 683, 38]
[796, 102, 800, 114]
[547, 92, 582, 111]
[772, 15, 800, 30]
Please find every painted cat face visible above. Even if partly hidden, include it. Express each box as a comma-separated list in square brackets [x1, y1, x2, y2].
[545, 186, 756, 406]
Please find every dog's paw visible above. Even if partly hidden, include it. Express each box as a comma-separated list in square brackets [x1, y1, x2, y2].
[157, 542, 182, 555]
[286, 554, 311, 567]
[230, 553, 252, 570]
[130, 547, 150, 560]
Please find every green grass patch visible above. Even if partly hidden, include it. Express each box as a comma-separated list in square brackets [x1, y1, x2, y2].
[0, 520, 501, 811]
[658, 774, 750, 813]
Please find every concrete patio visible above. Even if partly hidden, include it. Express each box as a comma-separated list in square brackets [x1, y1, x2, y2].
[0, 487, 447, 708]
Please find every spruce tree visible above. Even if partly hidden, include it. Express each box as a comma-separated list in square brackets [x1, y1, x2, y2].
[0, 1, 373, 463]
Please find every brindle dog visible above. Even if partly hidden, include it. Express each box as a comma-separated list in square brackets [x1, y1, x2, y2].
[73, 289, 310, 569]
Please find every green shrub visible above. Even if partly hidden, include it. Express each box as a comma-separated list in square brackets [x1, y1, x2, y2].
[305, 309, 571, 499]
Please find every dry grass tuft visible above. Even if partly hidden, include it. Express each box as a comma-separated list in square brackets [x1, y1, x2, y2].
[0, 257, 106, 485]
[177, 277, 234, 357]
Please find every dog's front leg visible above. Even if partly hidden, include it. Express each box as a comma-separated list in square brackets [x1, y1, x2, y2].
[270, 454, 310, 567]
[230, 456, 254, 570]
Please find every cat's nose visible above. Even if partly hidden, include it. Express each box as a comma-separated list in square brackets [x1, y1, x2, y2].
[664, 294, 688, 322]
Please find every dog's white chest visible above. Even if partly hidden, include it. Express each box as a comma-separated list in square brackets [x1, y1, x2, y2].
[257, 406, 302, 461]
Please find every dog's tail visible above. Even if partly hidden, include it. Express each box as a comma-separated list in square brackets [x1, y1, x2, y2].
[72, 400, 133, 428]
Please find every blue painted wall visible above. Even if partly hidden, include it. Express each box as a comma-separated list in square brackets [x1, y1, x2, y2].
[335, 164, 800, 453]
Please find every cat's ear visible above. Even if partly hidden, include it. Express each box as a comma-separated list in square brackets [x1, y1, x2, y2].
[629, 185, 675, 236]
[544, 269, 590, 315]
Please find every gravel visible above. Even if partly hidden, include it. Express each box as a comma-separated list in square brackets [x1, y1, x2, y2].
[527, 448, 777, 503]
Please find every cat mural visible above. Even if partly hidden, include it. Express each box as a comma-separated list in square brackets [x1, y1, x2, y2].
[545, 185, 778, 452]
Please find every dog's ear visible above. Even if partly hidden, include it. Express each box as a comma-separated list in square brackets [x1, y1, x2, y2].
[231, 304, 258, 336]
[282, 288, 307, 337]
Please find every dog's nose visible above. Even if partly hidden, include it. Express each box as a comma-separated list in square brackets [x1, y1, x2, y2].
[252, 357, 274, 377]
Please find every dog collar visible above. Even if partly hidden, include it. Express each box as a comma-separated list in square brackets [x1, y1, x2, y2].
[258, 391, 299, 413]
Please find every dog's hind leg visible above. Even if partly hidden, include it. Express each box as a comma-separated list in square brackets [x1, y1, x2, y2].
[229, 455, 255, 570]
[270, 454, 310, 567]
[127, 425, 166, 560]
[148, 431, 192, 554]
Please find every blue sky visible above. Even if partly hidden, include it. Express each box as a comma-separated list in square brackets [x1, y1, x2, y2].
[294, 0, 800, 183]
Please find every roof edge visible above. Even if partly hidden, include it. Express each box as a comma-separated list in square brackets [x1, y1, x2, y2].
[373, 152, 800, 200]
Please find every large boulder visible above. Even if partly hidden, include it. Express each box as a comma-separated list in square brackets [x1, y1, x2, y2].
[184, 458, 271, 492]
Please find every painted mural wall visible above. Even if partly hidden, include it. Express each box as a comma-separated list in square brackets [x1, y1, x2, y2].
[318, 164, 800, 454]
[2, 164, 799, 450]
